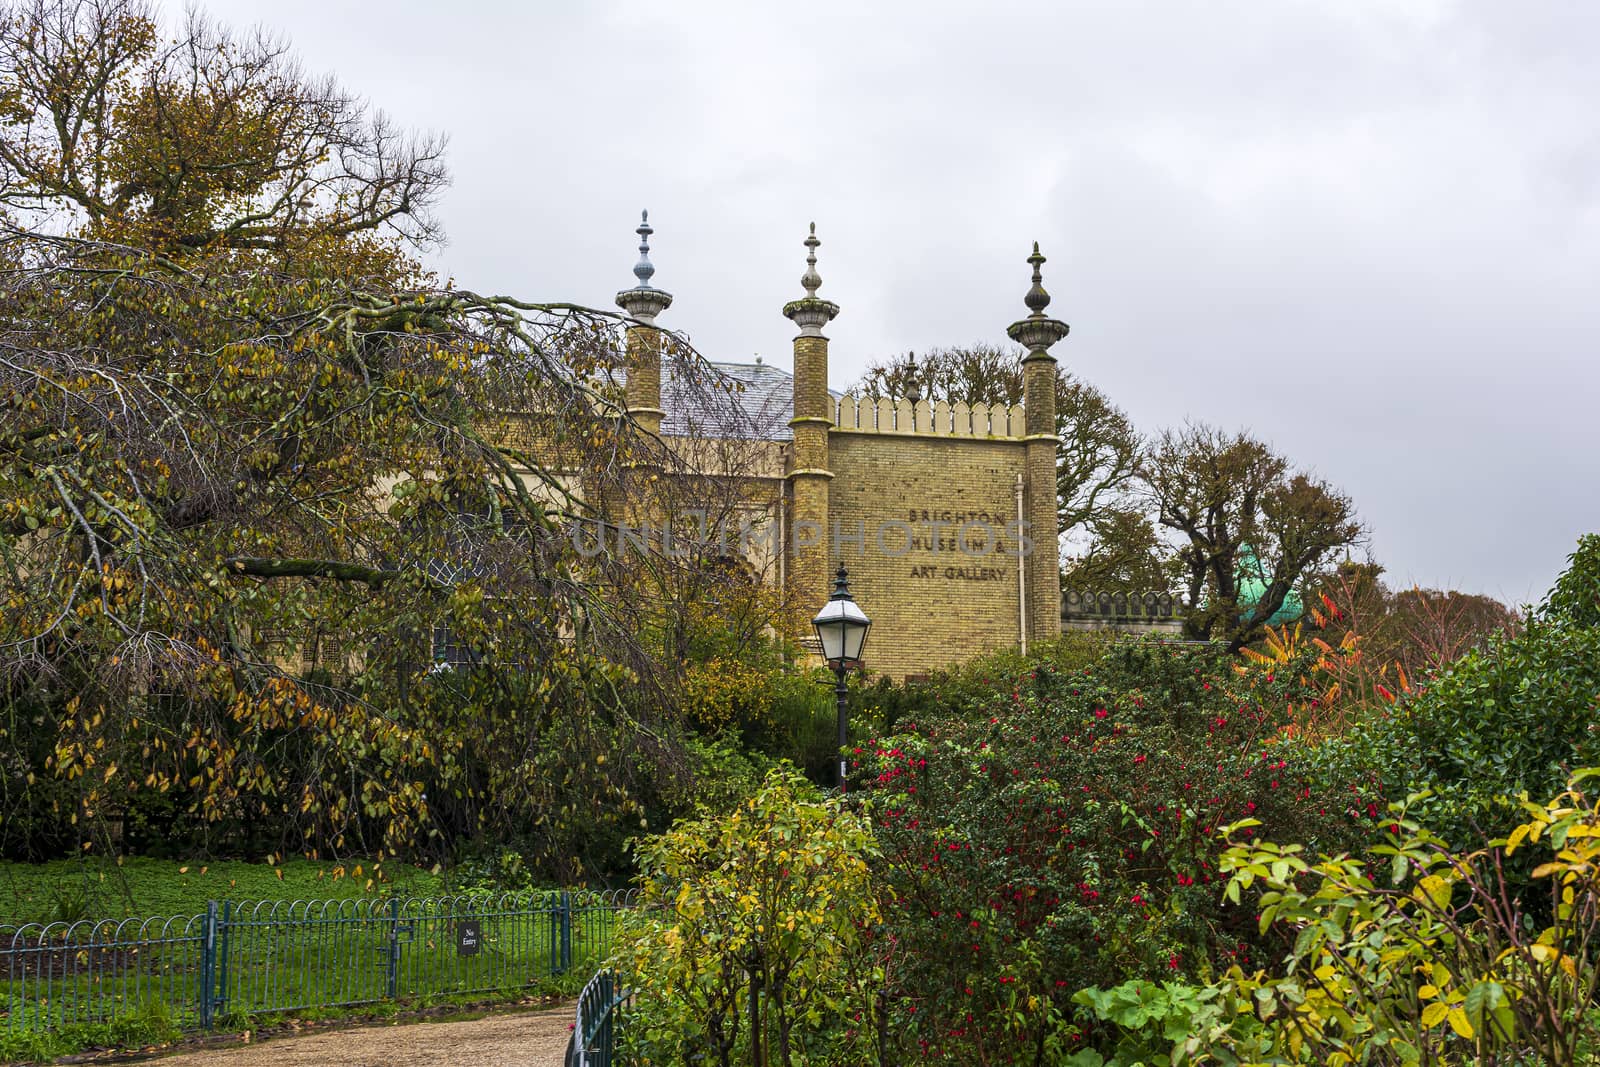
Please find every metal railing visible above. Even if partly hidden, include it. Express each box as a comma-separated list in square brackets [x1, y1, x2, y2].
[564, 968, 629, 1067]
[2, 889, 636, 1038]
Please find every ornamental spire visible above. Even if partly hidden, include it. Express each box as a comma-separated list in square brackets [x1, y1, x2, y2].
[616, 208, 672, 322]
[1006, 240, 1069, 351]
[800, 222, 823, 298]
[782, 221, 840, 333]
[1023, 241, 1050, 317]
[631, 209, 656, 288]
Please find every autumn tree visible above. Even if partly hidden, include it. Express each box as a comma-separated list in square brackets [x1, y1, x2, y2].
[1310, 561, 1521, 683]
[619, 769, 881, 1067]
[1058, 508, 1170, 594]
[1139, 423, 1364, 650]
[0, 0, 445, 263]
[0, 0, 748, 875]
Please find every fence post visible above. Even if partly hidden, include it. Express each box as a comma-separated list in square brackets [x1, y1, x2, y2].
[215, 900, 231, 1023]
[386, 898, 401, 1001]
[553, 895, 572, 979]
[559, 891, 573, 974]
[547, 892, 557, 978]
[598, 970, 613, 1064]
[199, 901, 218, 1030]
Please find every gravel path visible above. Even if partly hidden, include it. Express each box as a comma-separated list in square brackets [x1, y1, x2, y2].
[150, 1006, 574, 1067]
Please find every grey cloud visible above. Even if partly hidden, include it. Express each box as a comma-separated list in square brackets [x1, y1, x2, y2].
[200, 0, 1600, 603]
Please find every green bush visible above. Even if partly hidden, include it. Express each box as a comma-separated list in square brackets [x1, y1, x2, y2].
[666, 733, 784, 817]
[618, 768, 881, 1067]
[1069, 770, 1600, 1065]
[858, 637, 1354, 1063]
[1312, 534, 1600, 853]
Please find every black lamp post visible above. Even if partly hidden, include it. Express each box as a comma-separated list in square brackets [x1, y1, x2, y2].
[811, 565, 871, 791]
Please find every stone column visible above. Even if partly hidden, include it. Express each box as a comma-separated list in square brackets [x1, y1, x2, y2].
[1007, 243, 1070, 645]
[783, 224, 841, 642]
[615, 210, 672, 437]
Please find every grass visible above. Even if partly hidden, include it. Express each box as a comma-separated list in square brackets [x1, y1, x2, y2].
[0, 873, 620, 1062]
[0, 856, 620, 1060]
[0, 993, 182, 1062]
[0, 856, 446, 924]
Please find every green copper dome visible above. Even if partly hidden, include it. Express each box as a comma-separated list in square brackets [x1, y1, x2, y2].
[1236, 545, 1302, 626]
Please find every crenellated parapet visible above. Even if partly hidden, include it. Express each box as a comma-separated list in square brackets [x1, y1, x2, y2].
[833, 396, 1027, 438]
[1061, 589, 1185, 634]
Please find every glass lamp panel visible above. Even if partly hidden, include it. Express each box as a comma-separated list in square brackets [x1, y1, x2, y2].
[842, 618, 870, 662]
[815, 619, 846, 662]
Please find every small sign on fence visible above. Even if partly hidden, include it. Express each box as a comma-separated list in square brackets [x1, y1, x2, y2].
[457, 919, 481, 957]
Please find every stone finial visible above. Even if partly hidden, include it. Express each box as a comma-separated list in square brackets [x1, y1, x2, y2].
[1024, 242, 1050, 317]
[1006, 240, 1069, 351]
[632, 210, 656, 288]
[801, 222, 823, 297]
[616, 208, 673, 322]
[783, 221, 840, 333]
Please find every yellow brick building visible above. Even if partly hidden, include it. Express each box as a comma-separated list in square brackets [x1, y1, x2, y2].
[590, 215, 1096, 681]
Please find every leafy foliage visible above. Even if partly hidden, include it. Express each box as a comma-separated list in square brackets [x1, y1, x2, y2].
[1067, 770, 1600, 1065]
[0, 0, 760, 879]
[1140, 422, 1364, 650]
[1200, 772, 1600, 1065]
[618, 768, 881, 1067]
[1313, 534, 1600, 855]
[857, 638, 1357, 1063]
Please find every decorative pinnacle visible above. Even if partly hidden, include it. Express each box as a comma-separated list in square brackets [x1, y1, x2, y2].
[616, 208, 673, 321]
[800, 222, 823, 297]
[1006, 240, 1069, 351]
[783, 220, 839, 329]
[632, 209, 656, 289]
[1023, 241, 1050, 318]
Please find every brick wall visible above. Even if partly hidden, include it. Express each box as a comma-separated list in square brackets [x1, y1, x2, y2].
[826, 431, 1031, 680]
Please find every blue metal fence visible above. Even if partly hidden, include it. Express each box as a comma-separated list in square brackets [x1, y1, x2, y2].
[1, 889, 635, 1038]
[564, 968, 629, 1067]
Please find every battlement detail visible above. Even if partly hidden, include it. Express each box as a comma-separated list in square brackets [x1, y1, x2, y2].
[833, 396, 1027, 439]
[1061, 589, 1185, 635]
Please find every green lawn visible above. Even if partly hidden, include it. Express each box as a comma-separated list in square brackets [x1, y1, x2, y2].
[0, 857, 446, 924]
[1, 862, 621, 1056]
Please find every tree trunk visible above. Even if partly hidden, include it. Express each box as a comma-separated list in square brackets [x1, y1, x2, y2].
[748, 970, 763, 1067]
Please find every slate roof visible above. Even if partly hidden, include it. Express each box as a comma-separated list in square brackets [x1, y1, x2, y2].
[624, 360, 842, 442]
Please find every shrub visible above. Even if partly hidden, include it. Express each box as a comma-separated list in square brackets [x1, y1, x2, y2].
[1068, 769, 1600, 1065]
[618, 768, 881, 1067]
[681, 657, 779, 732]
[858, 637, 1354, 1063]
[1312, 534, 1600, 854]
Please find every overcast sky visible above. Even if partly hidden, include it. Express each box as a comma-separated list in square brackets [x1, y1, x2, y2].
[202, 0, 1600, 606]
